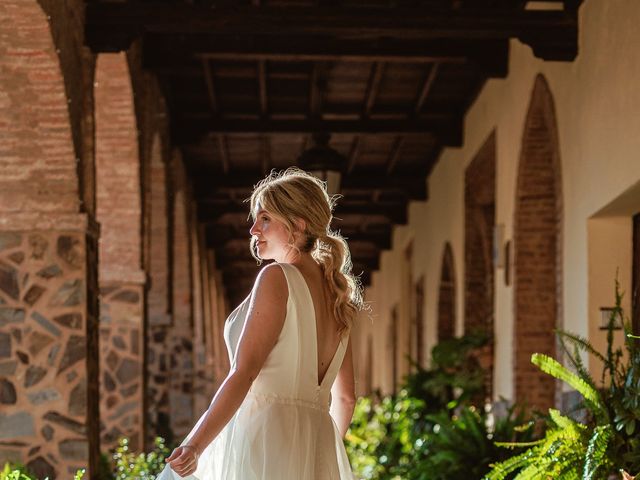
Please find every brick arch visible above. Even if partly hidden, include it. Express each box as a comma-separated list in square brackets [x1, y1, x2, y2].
[95, 53, 146, 450]
[438, 242, 456, 342]
[0, 0, 79, 213]
[514, 74, 563, 411]
[95, 53, 142, 275]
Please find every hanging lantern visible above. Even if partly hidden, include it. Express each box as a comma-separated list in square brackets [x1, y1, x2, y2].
[297, 132, 346, 195]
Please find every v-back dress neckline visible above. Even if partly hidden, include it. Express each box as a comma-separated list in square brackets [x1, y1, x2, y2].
[285, 262, 344, 389]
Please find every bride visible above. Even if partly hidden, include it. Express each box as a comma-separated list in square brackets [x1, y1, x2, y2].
[157, 168, 363, 479]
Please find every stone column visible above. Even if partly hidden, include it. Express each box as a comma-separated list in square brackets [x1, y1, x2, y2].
[0, 214, 100, 480]
[98, 272, 146, 452]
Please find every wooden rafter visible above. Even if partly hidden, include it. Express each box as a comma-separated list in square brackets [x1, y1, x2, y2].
[195, 172, 427, 200]
[414, 62, 440, 114]
[176, 116, 461, 146]
[308, 63, 330, 119]
[217, 135, 230, 174]
[261, 136, 270, 175]
[364, 62, 385, 117]
[258, 60, 268, 117]
[198, 201, 409, 224]
[206, 223, 393, 250]
[386, 136, 405, 175]
[202, 58, 218, 114]
[347, 136, 361, 174]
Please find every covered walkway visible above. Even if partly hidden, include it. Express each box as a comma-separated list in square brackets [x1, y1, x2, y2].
[0, 0, 639, 478]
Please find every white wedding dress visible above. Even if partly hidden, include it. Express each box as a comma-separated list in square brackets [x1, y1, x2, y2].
[156, 262, 355, 479]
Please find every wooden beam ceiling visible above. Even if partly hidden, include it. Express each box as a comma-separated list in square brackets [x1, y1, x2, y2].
[83, 0, 581, 303]
[86, 4, 578, 62]
[174, 116, 462, 146]
[86, 1, 577, 61]
[198, 202, 409, 225]
[194, 173, 428, 200]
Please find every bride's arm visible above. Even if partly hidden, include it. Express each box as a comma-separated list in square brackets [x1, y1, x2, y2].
[167, 263, 288, 477]
[330, 338, 356, 438]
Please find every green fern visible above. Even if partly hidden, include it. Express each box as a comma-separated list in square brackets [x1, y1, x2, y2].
[582, 425, 613, 480]
[531, 354, 605, 418]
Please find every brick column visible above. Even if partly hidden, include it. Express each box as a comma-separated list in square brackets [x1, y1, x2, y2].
[95, 52, 146, 451]
[0, 1, 100, 477]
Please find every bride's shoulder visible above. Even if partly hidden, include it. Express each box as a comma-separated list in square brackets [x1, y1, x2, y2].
[251, 263, 288, 299]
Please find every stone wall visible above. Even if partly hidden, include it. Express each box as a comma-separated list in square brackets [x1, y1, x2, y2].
[99, 283, 145, 451]
[0, 218, 100, 480]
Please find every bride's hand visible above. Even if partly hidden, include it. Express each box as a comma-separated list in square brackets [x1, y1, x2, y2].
[166, 445, 199, 477]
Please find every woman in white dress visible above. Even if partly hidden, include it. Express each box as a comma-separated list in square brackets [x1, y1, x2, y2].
[157, 168, 364, 479]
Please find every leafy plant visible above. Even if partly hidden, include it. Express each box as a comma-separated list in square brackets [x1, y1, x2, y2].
[486, 279, 640, 479]
[346, 390, 426, 479]
[346, 331, 536, 480]
[1, 463, 33, 480]
[111, 436, 170, 480]
[404, 330, 490, 411]
[413, 404, 537, 480]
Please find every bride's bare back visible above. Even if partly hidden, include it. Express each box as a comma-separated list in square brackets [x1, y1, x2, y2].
[295, 261, 343, 386]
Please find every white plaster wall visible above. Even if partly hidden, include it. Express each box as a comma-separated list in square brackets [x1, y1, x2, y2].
[360, 0, 640, 400]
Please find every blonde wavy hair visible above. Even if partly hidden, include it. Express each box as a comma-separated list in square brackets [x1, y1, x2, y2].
[248, 167, 363, 335]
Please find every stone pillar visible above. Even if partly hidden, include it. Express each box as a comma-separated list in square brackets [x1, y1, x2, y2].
[98, 274, 146, 451]
[0, 214, 100, 480]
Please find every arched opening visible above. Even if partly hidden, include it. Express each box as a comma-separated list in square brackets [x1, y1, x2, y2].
[514, 75, 563, 411]
[464, 132, 496, 398]
[438, 243, 456, 342]
[95, 52, 145, 451]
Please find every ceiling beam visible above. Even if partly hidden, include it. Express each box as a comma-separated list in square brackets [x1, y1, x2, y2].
[386, 136, 405, 175]
[414, 63, 440, 114]
[201, 58, 218, 114]
[86, 4, 578, 61]
[205, 224, 393, 250]
[195, 172, 427, 200]
[143, 37, 508, 78]
[174, 116, 462, 146]
[258, 60, 268, 117]
[363, 62, 385, 117]
[346, 136, 361, 174]
[198, 201, 409, 224]
[217, 136, 230, 174]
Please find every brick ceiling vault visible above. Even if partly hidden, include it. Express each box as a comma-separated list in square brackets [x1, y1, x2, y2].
[85, 0, 581, 306]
